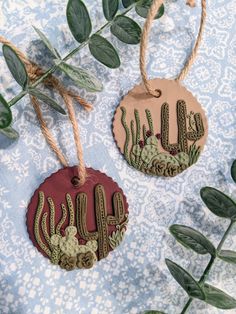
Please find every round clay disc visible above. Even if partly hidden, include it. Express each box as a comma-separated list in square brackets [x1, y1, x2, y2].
[113, 79, 208, 177]
[27, 167, 129, 271]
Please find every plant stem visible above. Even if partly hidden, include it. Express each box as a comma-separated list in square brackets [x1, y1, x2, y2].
[180, 298, 193, 314]
[8, 90, 28, 107]
[7, 5, 134, 108]
[217, 220, 235, 251]
[180, 220, 235, 314]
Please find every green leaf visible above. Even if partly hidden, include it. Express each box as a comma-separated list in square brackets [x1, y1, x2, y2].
[0, 125, 19, 139]
[122, 0, 137, 8]
[33, 26, 60, 59]
[231, 160, 236, 183]
[200, 187, 236, 220]
[57, 61, 103, 92]
[203, 283, 236, 309]
[0, 94, 12, 129]
[2, 44, 28, 89]
[135, 1, 164, 19]
[111, 16, 141, 44]
[66, 0, 92, 43]
[218, 250, 236, 264]
[89, 34, 120, 68]
[170, 224, 216, 256]
[103, 0, 119, 21]
[28, 88, 66, 115]
[143, 311, 166, 314]
[165, 259, 205, 300]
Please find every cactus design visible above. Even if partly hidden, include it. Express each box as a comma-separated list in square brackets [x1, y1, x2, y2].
[121, 106, 130, 165]
[151, 153, 179, 166]
[161, 101, 187, 153]
[141, 145, 159, 164]
[108, 214, 129, 250]
[132, 144, 141, 156]
[119, 99, 204, 177]
[146, 135, 158, 146]
[175, 152, 190, 166]
[33, 185, 128, 270]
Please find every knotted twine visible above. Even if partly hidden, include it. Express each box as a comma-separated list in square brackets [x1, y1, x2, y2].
[140, 0, 206, 97]
[0, 36, 91, 186]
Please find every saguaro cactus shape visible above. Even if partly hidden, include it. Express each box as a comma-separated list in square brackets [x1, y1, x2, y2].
[161, 100, 204, 154]
[187, 112, 205, 141]
[33, 184, 128, 269]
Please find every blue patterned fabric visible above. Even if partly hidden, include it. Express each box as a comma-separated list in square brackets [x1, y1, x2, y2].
[0, 1, 236, 313]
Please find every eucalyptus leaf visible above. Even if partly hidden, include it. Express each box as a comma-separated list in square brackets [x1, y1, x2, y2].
[122, 0, 138, 7]
[66, 0, 92, 43]
[103, 0, 119, 21]
[203, 283, 236, 309]
[170, 225, 216, 256]
[2, 44, 28, 89]
[33, 26, 61, 59]
[111, 16, 141, 44]
[218, 250, 236, 264]
[58, 61, 103, 92]
[89, 34, 120, 68]
[144, 311, 166, 314]
[0, 125, 19, 139]
[200, 187, 236, 220]
[135, 0, 164, 19]
[165, 259, 205, 300]
[28, 88, 66, 115]
[0, 94, 12, 129]
[231, 160, 236, 184]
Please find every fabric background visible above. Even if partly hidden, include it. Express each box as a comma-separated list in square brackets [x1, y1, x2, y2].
[0, 0, 236, 313]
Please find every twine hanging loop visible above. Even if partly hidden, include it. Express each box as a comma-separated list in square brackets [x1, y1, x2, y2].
[0, 36, 90, 186]
[139, 0, 206, 97]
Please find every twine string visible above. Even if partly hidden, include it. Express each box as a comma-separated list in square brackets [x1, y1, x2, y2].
[140, 0, 206, 97]
[0, 36, 91, 186]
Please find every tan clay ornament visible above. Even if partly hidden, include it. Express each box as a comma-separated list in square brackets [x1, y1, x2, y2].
[113, 79, 207, 177]
[113, 0, 207, 177]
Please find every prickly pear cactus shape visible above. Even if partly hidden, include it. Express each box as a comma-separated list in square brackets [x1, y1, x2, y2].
[152, 153, 179, 166]
[141, 145, 159, 164]
[175, 152, 189, 166]
[146, 135, 158, 146]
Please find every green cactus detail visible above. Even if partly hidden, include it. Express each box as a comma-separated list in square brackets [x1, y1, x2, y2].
[130, 120, 135, 146]
[134, 109, 141, 144]
[145, 109, 154, 134]
[189, 144, 201, 166]
[119, 102, 204, 176]
[151, 153, 179, 166]
[187, 113, 204, 141]
[175, 152, 189, 166]
[120, 106, 131, 165]
[134, 109, 141, 164]
[143, 124, 147, 142]
[161, 101, 188, 153]
[146, 135, 158, 146]
[132, 144, 142, 156]
[141, 145, 159, 164]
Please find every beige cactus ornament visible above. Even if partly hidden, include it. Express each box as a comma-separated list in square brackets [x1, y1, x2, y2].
[113, 0, 207, 177]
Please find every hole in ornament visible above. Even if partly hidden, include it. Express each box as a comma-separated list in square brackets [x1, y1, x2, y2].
[155, 89, 162, 98]
[71, 176, 80, 187]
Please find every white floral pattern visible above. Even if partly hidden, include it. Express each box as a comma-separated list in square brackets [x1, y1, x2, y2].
[0, 0, 236, 314]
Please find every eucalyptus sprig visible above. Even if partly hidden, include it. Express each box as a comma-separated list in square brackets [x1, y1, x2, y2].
[0, 0, 165, 140]
[145, 160, 236, 314]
